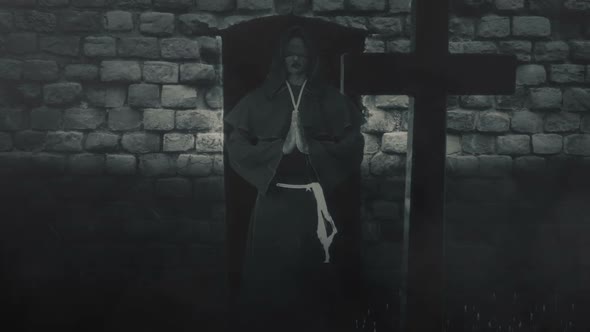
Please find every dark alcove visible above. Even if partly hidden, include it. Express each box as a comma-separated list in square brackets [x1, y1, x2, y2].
[221, 16, 366, 301]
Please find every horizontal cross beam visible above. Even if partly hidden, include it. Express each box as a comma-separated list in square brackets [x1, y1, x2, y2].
[342, 53, 517, 95]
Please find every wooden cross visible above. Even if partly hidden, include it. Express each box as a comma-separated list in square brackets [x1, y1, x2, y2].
[342, 1, 517, 330]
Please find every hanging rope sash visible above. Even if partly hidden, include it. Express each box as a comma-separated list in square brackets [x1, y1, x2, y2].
[275, 182, 338, 263]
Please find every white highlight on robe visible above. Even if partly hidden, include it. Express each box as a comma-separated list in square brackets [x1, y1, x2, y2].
[285, 79, 307, 114]
[275, 182, 338, 263]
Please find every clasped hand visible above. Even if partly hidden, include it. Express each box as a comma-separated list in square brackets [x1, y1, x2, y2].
[282, 110, 309, 154]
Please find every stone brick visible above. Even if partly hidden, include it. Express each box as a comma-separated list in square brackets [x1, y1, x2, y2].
[140, 12, 174, 36]
[176, 110, 217, 131]
[64, 107, 105, 130]
[381, 132, 407, 153]
[497, 135, 530, 155]
[14, 10, 56, 32]
[68, 153, 104, 175]
[193, 176, 224, 201]
[449, 17, 475, 41]
[477, 111, 510, 133]
[195, 0, 235, 11]
[479, 155, 512, 177]
[6, 33, 37, 54]
[564, 0, 590, 11]
[40, 36, 80, 56]
[104, 11, 133, 32]
[39, 0, 69, 6]
[512, 16, 550, 37]
[31, 106, 61, 130]
[349, 0, 386, 11]
[177, 154, 212, 176]
[514, 156, 545, 173]
[161, 85, 197, 109]
[528, 87, 562, 110]
[0, 59, 22, 80]
[45, 131, 83, 152]
[154, 0, 191, 9]
[0, 132, 12, 151]
[85, 85, 127, 108]
[544, 112, 580, 132]
[105, 154, 136, 175]
[205, 87, 222, 109]
[108, 107, 141, 131]
[100, 61, 141, 82]
[571, 41, 590, 61]
[195, 133, 222, 152]
[121, 132, 160, 153]
[516, 64, 546, 86]
[564, 134, 590, 156]
[511, 110, 543, 133]
[72, 0, 106, 6]
[374, 95, 409, 109]
[179, 63, 216, 83]
[361, 109, 399, 133]
[313, 0, 344, 11]
[499, 41, 532, 62]
[23, 60, 58, 82]
[16, 83, 42, 103]
[128, 84, 160, 108]
[155, 178, 192, 198]
[583, 115, 590, 133]
[477, 15, 510, 38]
[236, 0, 272, 9]
[364, 37, 385, 53]
[386, 39, 410, 53]
[363, 133, 380, 154]
[549, 65, 585, 84]
[532, 134, 562, 154]
[369, 152, 405, 176]
[460, 95, 493, 109]
[446, 155, 478, 176]
[161, 38, 200, 59]
[85, 132, 119, 151]
[462, 134, 495, 154]
[447, 134, 462, 154]
[164, 133, 194, 151]
[59, 11, 102, 32]
[212, 154, 223, 175]
[196, 36, 221, 59]
[0, 12, 13, 33]
[30, 153, 66, 174]
[494, 0, 524, 10]
[14, 130, 46, 151]
[178, 13, 217, 35]
[533, 41, 569, 62]
[389, 0, 411, 12]
[118, 37, 159, 59]
[139, 153, 175, 176]
[368, 17, 402, 35]
[44, 83, 83, 106]
[144, 61, 178, 84]
[563, 88, 590, 112]
[65, 64, 98, 81]
[143, 108, 175, 131]
[117, 0, 152, 8]
[450, 41, 498, 54]
[83, 36, 116, 57]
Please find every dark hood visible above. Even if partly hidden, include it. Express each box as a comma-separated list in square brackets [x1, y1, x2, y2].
[262, 25, 327, 99]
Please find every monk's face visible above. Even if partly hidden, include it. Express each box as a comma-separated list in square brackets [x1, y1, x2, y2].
[284, 37, 309, 77]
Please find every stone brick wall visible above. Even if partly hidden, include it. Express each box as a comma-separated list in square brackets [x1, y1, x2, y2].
[1, 0, 590, 329]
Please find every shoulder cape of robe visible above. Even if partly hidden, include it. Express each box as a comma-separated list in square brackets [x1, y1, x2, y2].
[224, 78, 365, 196]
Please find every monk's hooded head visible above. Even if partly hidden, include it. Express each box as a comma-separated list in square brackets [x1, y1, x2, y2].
[267, 25, 321, 87]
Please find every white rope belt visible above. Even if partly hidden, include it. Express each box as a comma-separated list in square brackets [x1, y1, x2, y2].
[275, 182, 337, 263]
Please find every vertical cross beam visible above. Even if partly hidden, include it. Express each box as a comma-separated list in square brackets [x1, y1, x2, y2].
[401, 0, 450, 330]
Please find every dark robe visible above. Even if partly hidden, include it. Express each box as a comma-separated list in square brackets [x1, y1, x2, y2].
[224, 26, 364, 331]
